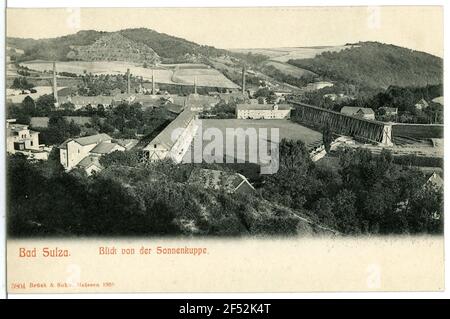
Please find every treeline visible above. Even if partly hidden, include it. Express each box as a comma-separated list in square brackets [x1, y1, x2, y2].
[288, 42, 443, 90]
[262, 140, 443, 234]
[7, 95, 176, 143]
[7, 155, 304, 237]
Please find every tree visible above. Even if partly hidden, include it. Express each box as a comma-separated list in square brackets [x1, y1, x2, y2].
[11, 77, 35, 90]
[322, 121, 333, 153]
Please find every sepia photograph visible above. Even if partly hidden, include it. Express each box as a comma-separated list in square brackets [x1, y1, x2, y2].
[3, 4, 445, 294]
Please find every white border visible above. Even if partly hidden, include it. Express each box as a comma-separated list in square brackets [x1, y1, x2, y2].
[1, 0, 448, 299]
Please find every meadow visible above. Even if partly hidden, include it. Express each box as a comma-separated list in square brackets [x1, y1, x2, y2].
[19, 61, 239, 89]
[182, 119, 322, 164]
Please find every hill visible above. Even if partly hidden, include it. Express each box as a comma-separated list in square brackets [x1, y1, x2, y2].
[7, 28, 228, 63]
[288, 42, 443, 90]
[69, 32, 160, 63]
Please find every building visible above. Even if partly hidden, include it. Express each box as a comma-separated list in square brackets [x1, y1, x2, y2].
[379, 107, 398, 116]
[424, 172, 444, 191]
[415, 98, 429, 111]
[187, 168, 256, 196]
[217, 92, 249, 105]
[6, 119, 50, 160]
[58, 133, 128, 174]
[185, 94, 219, 111]
[306, 81, 334, 91]
[340, 106, 375, 120]
[432, 96, 444, 106]
[236, 103, 291, 119]
[143, 110, 198, 163]
[59, 95, 113, 109]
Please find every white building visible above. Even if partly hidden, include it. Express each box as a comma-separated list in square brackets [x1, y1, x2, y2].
[236, 103, 291, 119]
[6, 119, 50, 160]
[306, 81, 334, 91]
[143, 110, 198, 163]
[58, 133, 127, 174]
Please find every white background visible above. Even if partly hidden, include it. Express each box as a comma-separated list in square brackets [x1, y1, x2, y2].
[1, 0, 448, 299]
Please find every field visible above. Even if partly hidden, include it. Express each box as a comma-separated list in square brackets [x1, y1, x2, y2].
[264, 60, 317, 77]
[19, 61, 239, 89]
[231, 45, 353, 62]
[182, 119, 322, 164]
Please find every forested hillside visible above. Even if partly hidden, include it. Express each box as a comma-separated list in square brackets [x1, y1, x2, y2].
[288, 42, 443, 90]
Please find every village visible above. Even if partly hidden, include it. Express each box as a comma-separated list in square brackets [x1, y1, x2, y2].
[5, 28, 444, 238]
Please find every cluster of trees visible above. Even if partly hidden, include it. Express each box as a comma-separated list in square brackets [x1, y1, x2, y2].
[11, 77, 35, 90]
[288, 42, 443, 90]
[7, 155, 302, 237]
[200, 100, 236, 119]
[77, 73, 131, 96]
[262, 140, 443, 235]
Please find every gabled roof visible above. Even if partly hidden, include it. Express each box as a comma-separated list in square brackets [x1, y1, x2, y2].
[90, 142, 121, 154]
[187, 168, 255, 193]
[143, 110, 196, 151]
[432, 96, 444, 106]
[415, 98, 429, 106]
[77, 155, 102, 169]
[341, 106, 374, 115]
[58, 133, 112, 149]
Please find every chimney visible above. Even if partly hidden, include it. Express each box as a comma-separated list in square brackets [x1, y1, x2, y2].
[52, 61, 58, 106]
[126, 68, 131, 94]
[194, 76, 197, 95]
[242, 66, 246, 95]
[152, 69, 155, 95]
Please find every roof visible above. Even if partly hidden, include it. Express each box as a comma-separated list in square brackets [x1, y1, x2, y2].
[426, 172, 444, 190]
[236, 103, 291, 111]
[415, 98, 429, 106]
[380, 107, 398, 112]
[186, 94, 219, 108]
[77, 155, 102, 169]
[143, 110, 196, 151]
[7, 123, 28, 132]
[90, 142, 121, 154]
[113, 139, 139, 150]
[432, 96, 444, 105]
[187, 168, 255, 193]
[59, 133, 112, 149]
[341, 106, 375, 115]
[60, 95, 113, 106]
[164, 102, 184, 114]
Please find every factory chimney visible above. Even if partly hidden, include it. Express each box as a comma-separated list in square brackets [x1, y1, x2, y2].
[241, 66, 246, 95]
[194, 76, 197, 95]
[126, 68, 131, 94]
[52, 61, 58, 106]
[152, 69, 155, 95]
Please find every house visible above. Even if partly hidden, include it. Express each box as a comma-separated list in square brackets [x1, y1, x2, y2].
[187, 168, 256, 196]
[340, 106, 375, 120]
[58, 133, 127, 174]
[59, 95, 113, 109]
[236, 103, 291, 119]
[432, 96, 444, 106]
[379, 107, 398, 116]
[217, 92, 249, 104]
[306, 81, 334, 91]
[424, 172, 443, 191]
[185, 94, 219, 111]
[143, 110, 198, 163]
[6, 119, 50, 160]
[415, 98, 429, 111]
[112, 93, 136, 105]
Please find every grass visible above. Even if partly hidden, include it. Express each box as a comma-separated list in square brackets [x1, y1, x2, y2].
[182, 119, 322, 164]
[264, 60, 317, 77]
[20, 61, 239, 89]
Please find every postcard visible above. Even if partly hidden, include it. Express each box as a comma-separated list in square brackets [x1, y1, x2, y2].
[4, 6, 444, 293]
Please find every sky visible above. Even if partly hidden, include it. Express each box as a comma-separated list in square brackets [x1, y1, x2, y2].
[6, 6, 444, 57]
